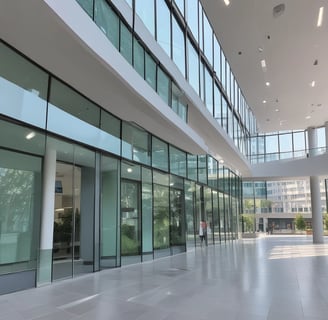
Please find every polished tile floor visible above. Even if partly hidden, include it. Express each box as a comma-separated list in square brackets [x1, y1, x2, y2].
[1, 235, 328, 320]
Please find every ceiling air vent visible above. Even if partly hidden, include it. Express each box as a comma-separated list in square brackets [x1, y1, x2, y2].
[273, 4, 285, 18]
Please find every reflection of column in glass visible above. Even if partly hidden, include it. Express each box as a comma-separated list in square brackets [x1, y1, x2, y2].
[38, 147, 56, 285]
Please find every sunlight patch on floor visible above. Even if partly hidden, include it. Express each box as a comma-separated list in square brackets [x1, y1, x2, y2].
[269, 244, 328, 260]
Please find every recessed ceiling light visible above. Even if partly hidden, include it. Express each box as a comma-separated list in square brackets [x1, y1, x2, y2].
[266, 82, 270, 86]
[311, 81, 316, 87]
[219, 159, 225, 164]
[26, 132, 36, 140]
[261, 59, 266, 68]
[275, 108, 280, 112]
[127, 168, 133, 173]
[263, 100, 267, 104]
[317, 7, 324, 27]
[305, 115, 311, 120]
[224, 0, 230, 6]
[258, 47, 263, 52]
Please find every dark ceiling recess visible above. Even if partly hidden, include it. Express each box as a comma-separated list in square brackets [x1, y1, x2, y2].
[273, 4, 285, 18]
[314, 59, 318, 66]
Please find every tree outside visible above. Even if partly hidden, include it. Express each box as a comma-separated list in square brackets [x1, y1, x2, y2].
[294, 213, 306, 231]
[324, 213, 328, 230]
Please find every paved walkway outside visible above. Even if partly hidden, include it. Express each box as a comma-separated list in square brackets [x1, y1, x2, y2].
[1, 235, 328, 320]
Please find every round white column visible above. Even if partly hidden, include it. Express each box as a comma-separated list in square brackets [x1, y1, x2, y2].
[38, 147, 56, 285]
[308, 127, 324, 244]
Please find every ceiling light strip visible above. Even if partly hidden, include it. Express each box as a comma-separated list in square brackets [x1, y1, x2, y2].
[317, 7, 324, 27]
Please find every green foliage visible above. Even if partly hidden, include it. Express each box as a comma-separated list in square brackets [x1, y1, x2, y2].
[294, 213, 306, 231]
[241, 214, 255, 232]
[324, 213, 328, 230]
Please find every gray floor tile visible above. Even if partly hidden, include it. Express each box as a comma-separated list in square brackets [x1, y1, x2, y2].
[2, 236, 328, 320]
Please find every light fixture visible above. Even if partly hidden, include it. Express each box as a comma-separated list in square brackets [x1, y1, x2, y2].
[127, 168, 133, 173]
[305, 115, 311, 120]
[261, 59, 266, 68]
[219, 159, 224, 164]
[26, 132, 36, 140]
[265, 82, 270, 86]
[317, 7, 324, 27]
[224, 0, 230, 6]
[275, 108, 280, 112]
[311, 81, 316, 87]
[263, 100, 267, 104]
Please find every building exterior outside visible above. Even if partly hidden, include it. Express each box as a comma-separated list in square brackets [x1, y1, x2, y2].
[242, 178, 328, 233]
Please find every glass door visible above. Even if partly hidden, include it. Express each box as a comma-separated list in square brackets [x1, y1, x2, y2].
[51, 137, 95, 281]
[121, 180, 141, 265]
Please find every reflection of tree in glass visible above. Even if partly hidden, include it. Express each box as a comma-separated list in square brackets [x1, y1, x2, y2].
[0, 168, 34, 233]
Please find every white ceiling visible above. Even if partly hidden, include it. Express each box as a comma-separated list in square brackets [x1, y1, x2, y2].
[202, 0, 328, 133]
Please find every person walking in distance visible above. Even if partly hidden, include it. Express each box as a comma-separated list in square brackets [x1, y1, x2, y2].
[199, 220, 206, 246]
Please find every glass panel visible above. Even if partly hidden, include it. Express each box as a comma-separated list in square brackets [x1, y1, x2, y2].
[133, 38, 145, 78]
[279, 133, 292, 159]
[184, 180, 196, 249]
[135, 0, 155, 36]
[198, 155, 207, 184]
[187, 154, 197, 181]
[156, 0, 171, 56]
[121, 180, 141, 265]
[153, 183, 170, 258]
[142, 168, 153, 260]
[157, 67, 171, 106]
[94, 0, 119, 49]
[51, 139, 95, 280]
[120, 23, 133, 65]
[218, 192, 225, 241]
[266, 134, 279, 154]
[187, 40, 199, 94]
[0, 42, 48, 128]
[198, 3, 203, 52]
[228, 106, 233, 138]
[169, 145, 186, 177]
[212, 190, 220, 243]
[100, 110, 121, 156]
[204, 187, 213, 245]
[205, 67, 213, 115]
[293, 131, 305, 151]
[145, 53, 156, 90]
[0, 149, 42, 275]
[214, 37, 221, 79]
[122, 122, 151, 165]
[152, 137, 169, 172]
[186, 0, 198, 41]
[222, 97, 228, 132]
[172, 16, 185, 76]
[100, 155, 119, 268]
[0, 119, 45, 156]
[203, 14, 213, 65]
[172, 83, 188, 122]
[49, 78, 100, 127]
[207, 156, 217, 189]
[214, 83, 222, 123]
[174, 0, 184, 16]
[76, 0, 93, 17]
[221, 53, 226, 90]
[170, 177, 186, 253]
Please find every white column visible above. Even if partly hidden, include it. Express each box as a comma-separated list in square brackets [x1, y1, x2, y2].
[308, 127, 324, 244]
[38, 147, 56, 285]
